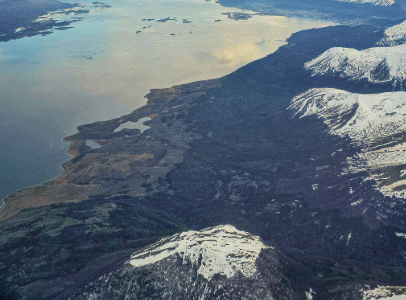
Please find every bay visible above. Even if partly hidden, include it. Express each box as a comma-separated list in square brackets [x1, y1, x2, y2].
[0, 0, 336, 202]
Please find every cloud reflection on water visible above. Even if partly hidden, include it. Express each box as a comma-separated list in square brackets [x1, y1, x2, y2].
[214, 42, 263, 66]
[72, 5, 336, 110]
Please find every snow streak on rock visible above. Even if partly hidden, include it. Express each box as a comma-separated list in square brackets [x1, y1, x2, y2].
[289, 88, 406, 198]
[305, 45, 406, 88]
[129, 225, 269, 281]
[335, 0, 395, 6]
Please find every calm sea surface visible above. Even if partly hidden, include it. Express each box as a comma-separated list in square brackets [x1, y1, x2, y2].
[0, 0, 336, 202]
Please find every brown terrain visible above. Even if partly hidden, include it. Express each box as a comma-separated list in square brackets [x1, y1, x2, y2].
[0, 80, 222, 221]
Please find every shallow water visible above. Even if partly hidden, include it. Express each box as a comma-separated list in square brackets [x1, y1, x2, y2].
[0, 0, 336, 201]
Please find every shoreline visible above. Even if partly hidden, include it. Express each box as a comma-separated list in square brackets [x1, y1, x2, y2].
[0, 3, 360, 220]
[2, 9, 406, 297]
[0, 137, 70, 215]
[0, 4, 339, 220]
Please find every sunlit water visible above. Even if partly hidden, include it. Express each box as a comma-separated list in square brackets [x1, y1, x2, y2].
[0, 0, 336, 202]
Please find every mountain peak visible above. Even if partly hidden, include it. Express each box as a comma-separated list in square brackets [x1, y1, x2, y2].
[129, 224, 269, 281]
[289, 88, 406, 143]
[289, 88, 406, 198]
[305, 45, 406, 87]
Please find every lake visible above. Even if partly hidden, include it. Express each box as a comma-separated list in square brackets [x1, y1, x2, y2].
[0, 0, 336, 202]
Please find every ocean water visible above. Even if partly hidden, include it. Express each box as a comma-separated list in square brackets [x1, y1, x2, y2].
[0, 0, 336, 202]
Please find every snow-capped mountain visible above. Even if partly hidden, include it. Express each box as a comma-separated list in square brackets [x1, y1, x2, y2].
[129, 225, 268, 281]
[335, 0, 395, 6]
[379, 20, 406, 46]
[67, 224, 406, 300]
[68, 225, 306, 300]
[305, 45, 406, 88]
[289, 88, 406, 198]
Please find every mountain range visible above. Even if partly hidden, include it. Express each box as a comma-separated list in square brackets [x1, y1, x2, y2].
[2, 0, 406, 299]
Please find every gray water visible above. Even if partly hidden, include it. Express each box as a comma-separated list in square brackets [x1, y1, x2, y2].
[0, 0, 336, 203]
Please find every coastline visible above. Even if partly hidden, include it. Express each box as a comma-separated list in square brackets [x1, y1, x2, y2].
[0, 4, 339, 220]
[2, 9, 406, 298]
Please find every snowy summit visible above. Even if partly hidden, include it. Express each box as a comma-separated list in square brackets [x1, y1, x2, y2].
[289, 88, 406, 143]
[129, 225, 269, 281]
[289, 88, 406, 198]
[305, 45, 406, 88]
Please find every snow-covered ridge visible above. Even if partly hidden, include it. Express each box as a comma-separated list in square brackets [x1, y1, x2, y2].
[289, 88, 406, 143]
[379, 20, 406, 46]
[335, 0, 395, 6]
[289, 88, 406, 198]
[305, 45, 406, 88]
[129, 225, 269, 281]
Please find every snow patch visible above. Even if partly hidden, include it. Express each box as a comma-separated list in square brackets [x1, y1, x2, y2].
[128, 225, 269, 281]
[351, 199, 364, 206]
[363, 286, 406, 299]
[305, 288, 315, 300]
